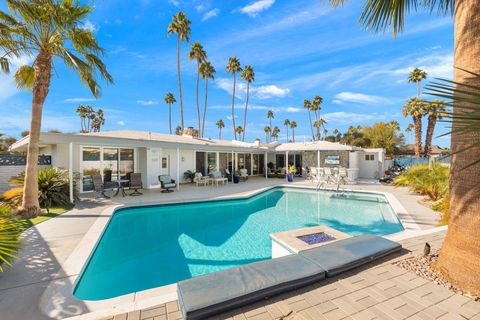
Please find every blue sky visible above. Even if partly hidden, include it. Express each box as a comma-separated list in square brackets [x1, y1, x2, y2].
[0, 0, 453, 147]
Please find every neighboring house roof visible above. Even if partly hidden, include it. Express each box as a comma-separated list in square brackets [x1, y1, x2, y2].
[9, 130, 371, 153]
[397, 144, 449, 155]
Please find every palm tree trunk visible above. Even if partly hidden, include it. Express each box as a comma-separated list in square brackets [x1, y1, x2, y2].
[308, 111, 314, 141]
[286, 126, 289, 142]
[202, 78, 209, 138]
[315, 110, 320, 141]
[417, 80, 420, 98]
[196, 64, 201, 136]
[242, 83, 250, 141]
[177, 37, 184, 131]
[169, 104, 172, 134]
[424, 115, 436, 158]
[219, 128, 221, 140]
[231, 74, 237, 140]
[435, 0, 480, 295]
[19, 51, 52, 217]
[292, 128, 295, 142]
[413, 115, 422, 158]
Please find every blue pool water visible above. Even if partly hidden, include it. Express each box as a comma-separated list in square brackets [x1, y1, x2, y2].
[74, 187, 403, 300]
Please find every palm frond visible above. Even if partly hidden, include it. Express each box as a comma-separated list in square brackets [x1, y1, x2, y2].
[14, 64, 34, 89]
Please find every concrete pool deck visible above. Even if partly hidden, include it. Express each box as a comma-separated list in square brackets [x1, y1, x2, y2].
[0, 178, 444, 319]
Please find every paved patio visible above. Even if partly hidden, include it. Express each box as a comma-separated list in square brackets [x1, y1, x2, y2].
[0, 178, 443, 319]
[104, 229, 480, 320]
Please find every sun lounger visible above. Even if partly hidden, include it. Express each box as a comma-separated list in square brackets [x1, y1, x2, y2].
[178, 254, 326, 320]
[299, 234, 401, 277]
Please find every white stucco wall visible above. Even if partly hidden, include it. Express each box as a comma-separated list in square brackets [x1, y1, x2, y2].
[358, 149, 385, 179]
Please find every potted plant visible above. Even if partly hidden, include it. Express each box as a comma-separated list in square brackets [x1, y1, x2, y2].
[183, 170, 196, 183]
[287, 165, 296, 182]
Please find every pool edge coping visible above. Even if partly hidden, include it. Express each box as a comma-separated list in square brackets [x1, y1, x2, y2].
[44, 183, 423, 320]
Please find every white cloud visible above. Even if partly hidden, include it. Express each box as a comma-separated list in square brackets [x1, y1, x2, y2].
[253, 85, 290, 99]
[63, 97, 96, 103]
[333, 92, 390, 105]
[81, 20, 97, 32]
[285, 107, 301, 113]
[226, 115, 238, 120]
[169, 0, 180, 7]
[0, 54, 34, 102]
[1, 113, 78, 133]
[137, 99, 158, 106]
[117, 120, 125, 126]
[202, 8, 220, 21]
[239, 0, 275, 17]
[391, 54, 453, 80]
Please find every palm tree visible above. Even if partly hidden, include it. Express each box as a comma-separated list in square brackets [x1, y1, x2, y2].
[216, 119, 225, 140]
[167, 11, 191, 132]
[267, 110, 274, 138]
[333, 128, 340, 142]
[226, 57, 242, 140]
[264, 126, 271, 143]
[76, 105, 88, 133]
[241, 65, 255, 141]
[189, 42, 207, 136]
[405, 123, 414, 144]
[313, 119, 327, 140]
[311, 96, 323, 140]
[199, 61, 215, 137]
[235, 126, 244, 138]
[272, 126, 280, 142]
[283, 119, 290, 142]
[323, 128, 328, 140]
[327, 0, 480, 293]
[424, 100, 447, 158]
[408, 68, 428, 98]
[164, 92, 176, 134]
[303, 99, 315, 141]
[290, 121, 297, 142]
[402, 98, 426, 158]
[0, 1, 113, 217]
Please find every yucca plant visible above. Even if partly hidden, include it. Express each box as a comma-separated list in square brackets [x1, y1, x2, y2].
[394, 164, 449, 201]
[3, 168, 78, 212]
[0, 206, 21, 271]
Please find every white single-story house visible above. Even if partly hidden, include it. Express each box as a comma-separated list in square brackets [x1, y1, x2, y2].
[9, 130, 387, 198]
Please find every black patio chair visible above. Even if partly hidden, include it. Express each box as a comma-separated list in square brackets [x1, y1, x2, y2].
[129, 173, 143, 196]
[159, 175, 176, 193]
[93, 174, 110, 198]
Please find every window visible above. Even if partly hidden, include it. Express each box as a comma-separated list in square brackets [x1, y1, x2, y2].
[207, 152, 217, 173]
[365, 154, 375, 161]
[162, 157, 168, 169]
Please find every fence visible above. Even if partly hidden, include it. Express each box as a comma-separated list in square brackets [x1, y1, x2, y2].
[0, 155, 52, 194]
[394, 156, 451, 168]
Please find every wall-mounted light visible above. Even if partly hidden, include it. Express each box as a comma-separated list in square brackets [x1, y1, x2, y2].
[181, 156, 185, 162]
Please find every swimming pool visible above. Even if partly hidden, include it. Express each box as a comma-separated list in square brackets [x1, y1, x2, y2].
[74, 187, 404, 300]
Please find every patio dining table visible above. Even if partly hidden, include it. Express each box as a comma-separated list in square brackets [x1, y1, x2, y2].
[112, 179, 130, 197]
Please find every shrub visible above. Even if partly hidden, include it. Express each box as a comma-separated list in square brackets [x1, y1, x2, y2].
[183, 170, 195, 183]
[0, 205, 22, 271]
[393, 163, 449, 201]
[2, 168, 79, 211]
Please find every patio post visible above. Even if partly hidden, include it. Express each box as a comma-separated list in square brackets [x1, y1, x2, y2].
[317, 150, 320, 168]
[264, 151, 267, 179]
[285, 151, 289, 182]
[251, 153, 253, 175]
[216, 152, 219, 171]
[176, 147, 180, 190]
[231, 150, 234, 180]
[68, 142, 73, 203]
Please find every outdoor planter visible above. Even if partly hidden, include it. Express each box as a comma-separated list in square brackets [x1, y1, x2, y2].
[287, 172, 294, 182]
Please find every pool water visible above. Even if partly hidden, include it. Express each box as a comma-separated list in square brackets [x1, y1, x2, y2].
[74, 187, 403, 300]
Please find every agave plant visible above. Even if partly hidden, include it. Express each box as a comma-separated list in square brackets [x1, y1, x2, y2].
[0, 206, 22, 272]
[3, 168, 79, 211]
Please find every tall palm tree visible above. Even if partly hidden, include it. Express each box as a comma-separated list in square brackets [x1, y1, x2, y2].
[167, 11, 191, 132]
[402, 98, 426, 158]
[405, 123, 414, 144]
[424, 100, 447, 158]
[328, 0, 479, 292]
[311, 96, 323, 140]
[235, 126, 244, 138]
[199, 61, 215, 137]
[290, 121, 297, 142]
[267, 110, 274, 138]
[408, 68, 428, 98]
[313, 119, 327, 140]
[226, 57, 242, 140]
[164, 92, 176, 134]
[283, 119, 290, 142]
[216, 119, 225, 140]
[264, 126, 271, 143]
[303, 99, 315, 141]
[188, 42, 207, 136]
[241, 65, 255, 141]
[323, 128, 328, 140]
[272, 126, 280, 142]
[0, 1, 113, 217]
[333, 128, 340, 142]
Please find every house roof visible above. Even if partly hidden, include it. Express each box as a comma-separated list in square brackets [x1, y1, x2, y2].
[10, 130, 370, 153]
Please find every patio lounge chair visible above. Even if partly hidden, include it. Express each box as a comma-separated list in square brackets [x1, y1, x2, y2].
[129, 173, 143, 196]
[211, 171, 228, 186]
[92, 174, 110, 198]
[267, 167, 276, 178]
[177, 234, 401, 320]
[159, 175, 176, 192]
[239, 168, 248, 181]
[194, 172, 210, 186]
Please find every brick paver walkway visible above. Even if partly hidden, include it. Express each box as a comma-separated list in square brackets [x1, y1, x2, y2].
[104, 230, 480, 320]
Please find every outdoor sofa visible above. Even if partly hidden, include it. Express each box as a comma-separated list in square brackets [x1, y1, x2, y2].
[178, 234, 401, 320]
